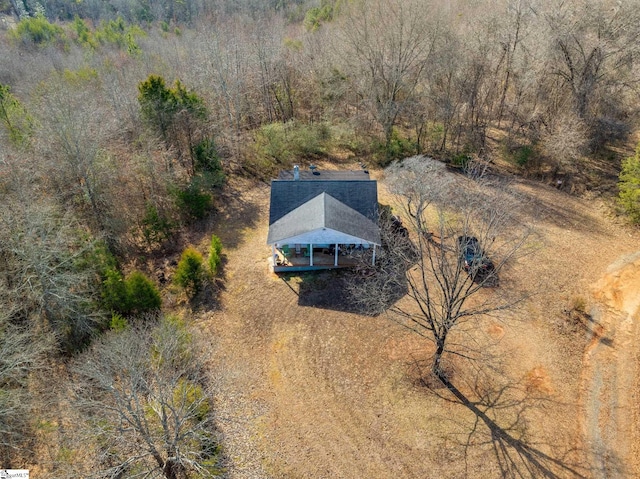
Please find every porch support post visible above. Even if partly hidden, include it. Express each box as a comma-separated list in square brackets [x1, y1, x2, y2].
[334, 243, 339, 267]
[309, 243, 313, 266]
[372, 244, 377, 265]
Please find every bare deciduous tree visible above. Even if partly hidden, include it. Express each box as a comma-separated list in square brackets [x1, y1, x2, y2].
[0, 160, 105, 352]
[540, 112, 589, 173]
[71, 317, 222, 479]
[338, 0, 440, 155]
[543, 0, 640, 125]
[34, 69, 123, 249]
[354, 156, 531, 378]
[0, 317, 52, 466]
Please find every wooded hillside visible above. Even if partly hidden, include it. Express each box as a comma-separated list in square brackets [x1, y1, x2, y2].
[1, 0, 639, 476]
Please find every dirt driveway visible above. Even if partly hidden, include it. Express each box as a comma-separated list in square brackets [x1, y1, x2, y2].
[582, 252, 640, 478]
[200, 175, 639, 478]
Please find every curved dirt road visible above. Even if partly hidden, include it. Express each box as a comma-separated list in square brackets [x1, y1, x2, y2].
[582, 252, 640, 478]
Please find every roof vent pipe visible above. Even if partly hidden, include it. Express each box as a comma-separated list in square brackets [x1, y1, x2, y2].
[293, 165, 299, 180]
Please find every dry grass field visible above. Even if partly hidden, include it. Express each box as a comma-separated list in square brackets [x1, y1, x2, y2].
[195, 170, 640, 479]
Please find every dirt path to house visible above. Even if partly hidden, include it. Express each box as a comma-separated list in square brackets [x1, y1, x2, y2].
[580, 252, 640, 478]
[199, 175, 640, 478]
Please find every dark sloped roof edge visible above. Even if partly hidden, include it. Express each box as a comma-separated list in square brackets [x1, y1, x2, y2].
[269, 179, 378, 225]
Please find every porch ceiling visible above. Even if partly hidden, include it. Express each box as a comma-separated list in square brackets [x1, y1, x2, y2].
[273, 227, 373, 246]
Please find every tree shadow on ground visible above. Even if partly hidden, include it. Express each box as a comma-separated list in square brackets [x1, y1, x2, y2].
[507, 178, 606, 235]
[188, 272, 227, 313]
[450, 161, 607, 236]
[411, 360, 618, 479]
[172, 181, 262, 311]
[441, 377, 586, 479]
[200, 182, 263, 250]
[282, 268, 406, 315]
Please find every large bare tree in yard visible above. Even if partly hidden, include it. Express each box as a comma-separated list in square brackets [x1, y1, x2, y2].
[352, 158, 588, 479]
[70, 316, 222, 479]
[356, 156, 530, 379]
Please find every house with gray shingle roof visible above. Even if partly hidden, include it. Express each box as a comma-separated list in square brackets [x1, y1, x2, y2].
[268, 166, 381, 272]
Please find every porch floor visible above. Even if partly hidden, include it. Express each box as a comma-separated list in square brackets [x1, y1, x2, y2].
[271, 248, 370, 272]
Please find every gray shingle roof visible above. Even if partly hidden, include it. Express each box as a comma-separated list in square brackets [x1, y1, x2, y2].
[269, 177, 378, 225]
[267, 192, 381, 245]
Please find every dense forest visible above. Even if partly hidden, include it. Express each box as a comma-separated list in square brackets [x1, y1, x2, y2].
[1, 0, 640, 476]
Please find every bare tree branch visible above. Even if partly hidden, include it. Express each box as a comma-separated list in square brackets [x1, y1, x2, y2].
[70, 317, 222, 479]
[351, 156, 532, 378]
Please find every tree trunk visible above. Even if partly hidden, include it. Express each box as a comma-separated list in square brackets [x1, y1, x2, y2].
[414, 121, 425, 154]
[432, 341, 445, 379]
[384, 119, 395, 161]
[163, 459, 180, 479]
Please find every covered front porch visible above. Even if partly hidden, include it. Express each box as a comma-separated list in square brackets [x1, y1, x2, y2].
[267, 191, 381, 273]
[270, 243, 376, 272]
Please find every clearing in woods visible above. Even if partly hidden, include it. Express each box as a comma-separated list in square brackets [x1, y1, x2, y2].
[199, 173, 640, 479]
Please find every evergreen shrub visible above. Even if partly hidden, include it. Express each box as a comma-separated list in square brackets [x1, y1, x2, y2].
[208, 235, 223, 276]
[619, 147, 640, 224]
[174, 247, 205, 295]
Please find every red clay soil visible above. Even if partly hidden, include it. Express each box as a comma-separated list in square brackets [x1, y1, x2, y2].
[198, 175, 640, 479]
[581, 252, 640, 478]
